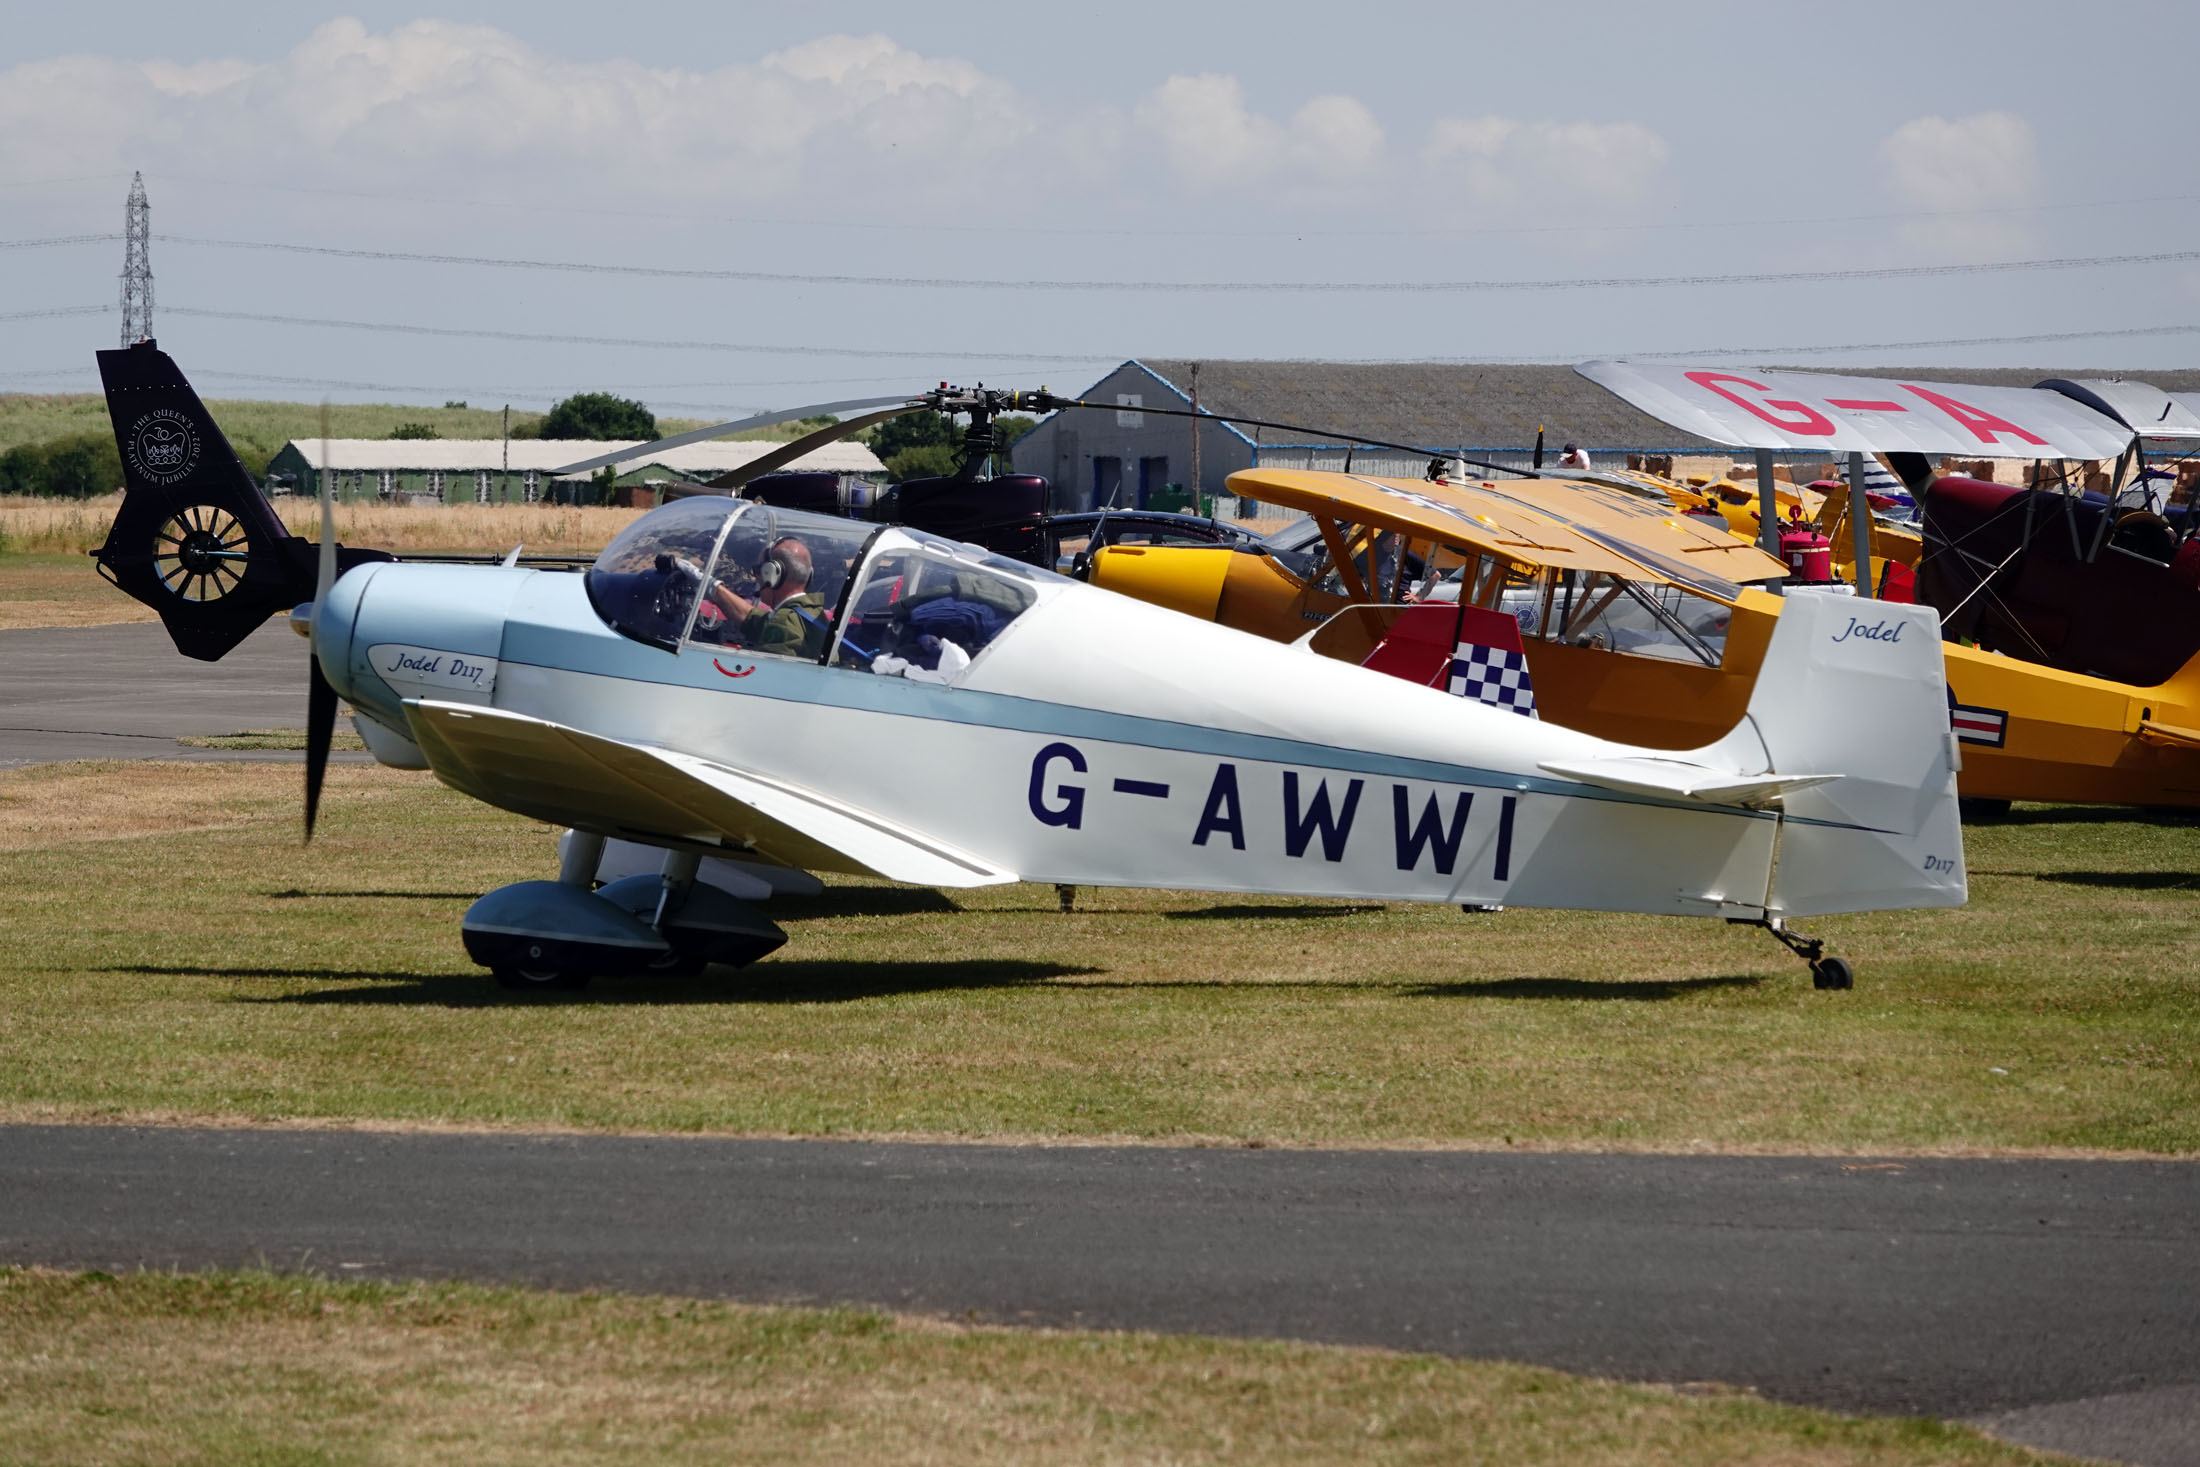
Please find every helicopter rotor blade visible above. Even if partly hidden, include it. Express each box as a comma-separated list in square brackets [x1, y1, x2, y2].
[707, 405, 924, 492]
[549, 396, 921, 478]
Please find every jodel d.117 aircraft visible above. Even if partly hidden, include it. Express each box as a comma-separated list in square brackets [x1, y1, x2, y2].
[91, 343, 1966, 991]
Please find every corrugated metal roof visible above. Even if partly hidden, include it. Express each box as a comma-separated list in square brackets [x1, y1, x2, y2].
[1122, 359, 2200, 454]
[283, 439, 884, 476]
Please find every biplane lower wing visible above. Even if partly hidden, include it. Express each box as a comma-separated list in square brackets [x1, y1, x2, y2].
[403, 699, 1016, 888]
[1536, 756, 1836, 808]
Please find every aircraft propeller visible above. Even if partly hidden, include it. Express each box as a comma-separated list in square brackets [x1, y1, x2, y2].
[304, 403, 338, 841]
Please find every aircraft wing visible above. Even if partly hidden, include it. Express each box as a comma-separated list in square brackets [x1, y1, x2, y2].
[2039, 379, 2200, 441]
[1461, 475, 1788, 594]
[1539, 756, 1836, 808]
[1228, 466, 1786, 596]
[402, 699, 1016, 888]
[1578, 360, 2138, 461]
[1228, 467, 1664, 579]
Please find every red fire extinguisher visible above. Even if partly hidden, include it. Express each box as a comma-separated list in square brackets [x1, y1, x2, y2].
[1780, 511, 1833, 582]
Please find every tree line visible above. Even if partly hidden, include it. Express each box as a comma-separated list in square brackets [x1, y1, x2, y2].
[0, 434, 122, 498]
[0, 391, 1043, 498]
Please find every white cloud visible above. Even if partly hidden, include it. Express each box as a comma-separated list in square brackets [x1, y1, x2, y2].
[0, 22, 1034, 213]
[1134, 73, 1285, 186]
[1286, 94, 1385, 181]
[0, 29, 1667, 237]
[1422, 116, 1670, 209]
[1131, 79, 1387, 194]
[1878, 111, 2039, 258]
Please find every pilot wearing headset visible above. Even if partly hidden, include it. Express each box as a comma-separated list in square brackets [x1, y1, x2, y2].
[703, 537, 830, 658]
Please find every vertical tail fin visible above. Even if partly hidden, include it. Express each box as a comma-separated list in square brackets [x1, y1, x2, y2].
[94, 342, 323, 660]
[1721, 592, 1966, 915]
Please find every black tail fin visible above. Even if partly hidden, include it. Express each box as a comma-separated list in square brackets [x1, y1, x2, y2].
[92, 341, 371, 661]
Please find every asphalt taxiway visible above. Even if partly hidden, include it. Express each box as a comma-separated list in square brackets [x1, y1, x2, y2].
[2, 1127, 2193, 1464]
[0, 619, 362, 766]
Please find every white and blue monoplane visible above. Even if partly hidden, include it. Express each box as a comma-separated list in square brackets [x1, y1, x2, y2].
[92, 343, 1967, 991]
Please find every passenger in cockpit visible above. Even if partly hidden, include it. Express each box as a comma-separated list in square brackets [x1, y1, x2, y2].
[703, 537, 831, 659]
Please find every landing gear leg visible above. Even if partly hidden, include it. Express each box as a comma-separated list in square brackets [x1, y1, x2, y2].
[1056, 884, 1076, 913]
[1730, 916, 1853, 990]
[558, 829, 605, 888]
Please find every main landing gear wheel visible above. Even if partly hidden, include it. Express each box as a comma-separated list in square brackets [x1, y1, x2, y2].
[643, 950, 708, 978]
[1809, 956, 1855, 991]
[491, 941, 593, 991]
[493, 965, 592, 991]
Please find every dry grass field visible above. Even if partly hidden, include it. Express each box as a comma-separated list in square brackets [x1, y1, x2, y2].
[0, 500, 646, 630]
[0, 758, 2192, 1153]
[0, 1268, 2067, 1467]
[0, 494, 646, 559]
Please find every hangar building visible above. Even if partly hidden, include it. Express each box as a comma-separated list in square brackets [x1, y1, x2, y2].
[265, 438, 884, 506]
[1009, 359, 2200, 515]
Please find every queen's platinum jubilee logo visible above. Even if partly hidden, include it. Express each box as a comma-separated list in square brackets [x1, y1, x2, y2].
[126, 409, 201, 486]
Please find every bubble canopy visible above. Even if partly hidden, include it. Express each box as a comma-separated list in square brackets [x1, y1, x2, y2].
[586, 499, 875, 652]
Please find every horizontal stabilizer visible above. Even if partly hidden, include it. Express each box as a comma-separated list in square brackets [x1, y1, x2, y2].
[1539, 756, 1836, 807]
[404, 699, 1015, 888]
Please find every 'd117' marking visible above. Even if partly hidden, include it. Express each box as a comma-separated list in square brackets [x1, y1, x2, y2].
[1026, 742, 1517, 880]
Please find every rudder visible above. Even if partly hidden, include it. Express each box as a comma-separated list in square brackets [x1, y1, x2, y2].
[1724, 591, 1967, 916]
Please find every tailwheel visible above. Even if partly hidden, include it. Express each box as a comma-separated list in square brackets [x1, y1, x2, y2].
[1729, 916, 1854, 990]
[1809, 956, 1855, 991]
[152, 503, 251, 603]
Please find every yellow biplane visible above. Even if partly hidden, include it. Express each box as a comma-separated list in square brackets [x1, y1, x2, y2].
[1083, 365, 2200, 809]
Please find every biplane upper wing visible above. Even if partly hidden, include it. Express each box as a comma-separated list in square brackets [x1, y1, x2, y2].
[2038, 379, 2200, 442]
[1230, 467, 1665, 579]
[1463, 475, 1788, 594]
[403, 699, 1017, 888]
[1228, 465, 1786, 595]
[1578, 360, 2138, 461]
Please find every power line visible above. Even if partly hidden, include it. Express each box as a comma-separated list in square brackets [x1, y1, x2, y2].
[155, 232, 2200, 294]
[16, 224, 2200, 293]
[0, 233, 121, 249]
[151, 171, 2200, 242]
[1642, 323, 2200, 360]
[187, 368, 912, 396]
[162, 306, 1119, 363]
[0, 305, 108, 322]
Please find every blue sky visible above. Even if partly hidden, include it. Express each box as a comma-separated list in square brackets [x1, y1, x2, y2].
[4, 2, 2195, 417]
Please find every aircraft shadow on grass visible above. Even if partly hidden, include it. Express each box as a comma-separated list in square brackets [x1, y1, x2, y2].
[105, 962, 1754, 1006]
[1164, 903, 1388, 921]
[769, 888, 964, 920]
[1401, 974, 1763, 1002]
[263, 889, 480, 902]
[255, 888, 964, 918]
[110, 959, 1094, 1006]
[2029, 870, 2200, 891]
[1969, 805, 2200, 828]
